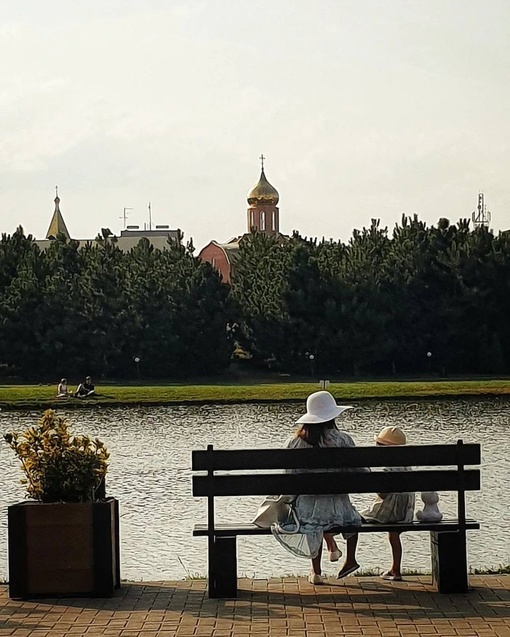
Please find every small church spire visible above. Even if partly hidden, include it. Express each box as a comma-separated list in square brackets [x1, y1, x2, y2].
[46, 187, 70, 240]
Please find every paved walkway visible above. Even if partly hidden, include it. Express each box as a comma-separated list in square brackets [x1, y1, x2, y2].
[1, 575, 510, 637]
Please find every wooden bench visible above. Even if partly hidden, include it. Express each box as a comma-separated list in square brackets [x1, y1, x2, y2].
[192, 440, 481, 598]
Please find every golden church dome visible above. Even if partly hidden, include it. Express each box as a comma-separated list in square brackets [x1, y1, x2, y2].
[247, 169, 279, 206]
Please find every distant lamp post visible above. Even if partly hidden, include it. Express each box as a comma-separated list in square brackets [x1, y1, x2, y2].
[305, 352, 315, 377]
[133, 356, 141, 380]
[426, 351, 432, 373]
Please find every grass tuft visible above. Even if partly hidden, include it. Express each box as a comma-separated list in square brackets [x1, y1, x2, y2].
[471, 564, 510, 575]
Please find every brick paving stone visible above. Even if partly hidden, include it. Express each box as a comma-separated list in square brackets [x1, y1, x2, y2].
[1, 576, 510, 636]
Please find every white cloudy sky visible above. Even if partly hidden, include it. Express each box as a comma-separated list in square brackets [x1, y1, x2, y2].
[1, 0, 509, 251]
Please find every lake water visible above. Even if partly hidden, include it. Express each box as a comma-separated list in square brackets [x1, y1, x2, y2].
[0, 399, 508, 581]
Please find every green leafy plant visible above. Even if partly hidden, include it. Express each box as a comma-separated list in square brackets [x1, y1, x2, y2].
[4, 409, 109, 503]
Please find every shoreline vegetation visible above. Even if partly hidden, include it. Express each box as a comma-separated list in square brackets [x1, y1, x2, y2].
[1, 378, 510, 411]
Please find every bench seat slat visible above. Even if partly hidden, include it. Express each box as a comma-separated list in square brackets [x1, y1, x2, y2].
[193, 469, 480, 497]
[192, 444, 481, 471]
[193, 519, 480, 536]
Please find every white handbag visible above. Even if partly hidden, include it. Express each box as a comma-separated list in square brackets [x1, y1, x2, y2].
[252, 495, 300, 533]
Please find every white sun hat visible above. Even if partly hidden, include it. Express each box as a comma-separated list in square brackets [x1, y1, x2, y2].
[296, 391, 353, 424]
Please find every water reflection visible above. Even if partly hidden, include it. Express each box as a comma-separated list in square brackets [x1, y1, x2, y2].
[1, 398, 508, 581]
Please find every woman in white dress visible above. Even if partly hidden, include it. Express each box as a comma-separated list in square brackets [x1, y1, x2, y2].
[272, 391, 363, 585]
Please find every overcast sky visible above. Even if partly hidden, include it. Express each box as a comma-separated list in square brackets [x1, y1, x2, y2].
[1, 0, 509, 251]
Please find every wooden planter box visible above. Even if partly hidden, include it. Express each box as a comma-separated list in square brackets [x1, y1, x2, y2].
[8, 497, 120, 599]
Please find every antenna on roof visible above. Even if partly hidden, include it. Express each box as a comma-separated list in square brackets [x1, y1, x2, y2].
[472, 193, 491, 228]
[148, 202, 152, 231]
[120, 207, 133, 230]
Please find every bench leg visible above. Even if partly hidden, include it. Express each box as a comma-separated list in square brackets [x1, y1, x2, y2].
[208, 536, 237, 598]
[430, 531, 468, 593]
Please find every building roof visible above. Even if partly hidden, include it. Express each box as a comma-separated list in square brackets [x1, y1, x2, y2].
[209, 240, 240, 263]
[38, 190, 181, 252]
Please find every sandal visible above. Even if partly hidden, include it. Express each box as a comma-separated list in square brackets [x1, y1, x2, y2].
[337, 563, 360, 579]
[308, 572, 325, 585]
[380, 571, 402, 581]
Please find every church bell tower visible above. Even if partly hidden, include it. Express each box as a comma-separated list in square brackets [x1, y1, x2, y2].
[246, 155, 279, 236]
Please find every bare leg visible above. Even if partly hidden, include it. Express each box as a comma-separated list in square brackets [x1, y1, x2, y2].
[324, 533, 339, 553]
[345, 534, 358, 566]
[387, 532, 402, 577]
[311, 549, 322, 575]
[337, 534, 360, 578]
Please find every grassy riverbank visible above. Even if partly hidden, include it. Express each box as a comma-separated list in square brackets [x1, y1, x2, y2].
[1, 379, 510, 410]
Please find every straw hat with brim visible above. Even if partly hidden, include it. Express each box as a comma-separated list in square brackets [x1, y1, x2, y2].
[296, 390, 353, 424]
[375, 426, 406, 446]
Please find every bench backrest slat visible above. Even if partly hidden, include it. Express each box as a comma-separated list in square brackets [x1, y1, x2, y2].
[193, 468, 481, 497]
[191, 444, 480, 471]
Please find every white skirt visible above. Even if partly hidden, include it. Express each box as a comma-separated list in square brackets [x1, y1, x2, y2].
[272, 494, 362, 559]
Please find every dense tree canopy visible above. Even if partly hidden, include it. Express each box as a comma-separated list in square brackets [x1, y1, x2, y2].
[1, 216, 509, 380]
[231, 217, 510, 376]
[0, 228, 232, 379]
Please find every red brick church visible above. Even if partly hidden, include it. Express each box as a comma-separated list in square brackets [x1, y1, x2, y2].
[198, 158, 281, 283]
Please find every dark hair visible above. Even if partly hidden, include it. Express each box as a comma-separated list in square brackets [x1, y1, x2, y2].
[296, 419, 338, 447]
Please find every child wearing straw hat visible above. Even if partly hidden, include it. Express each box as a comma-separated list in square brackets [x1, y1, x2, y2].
[362, 426, 415, 581]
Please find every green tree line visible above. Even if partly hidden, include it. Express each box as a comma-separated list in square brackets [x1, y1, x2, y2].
[231, 217, 510, 376]
[0, 228, 231, 379]
[1, 216, 509, 380]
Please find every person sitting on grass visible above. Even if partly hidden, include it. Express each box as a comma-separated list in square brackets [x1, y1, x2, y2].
[362, 425, 415, 582]
[56, 378, 69, 398]
[75, 376, 96, 398]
